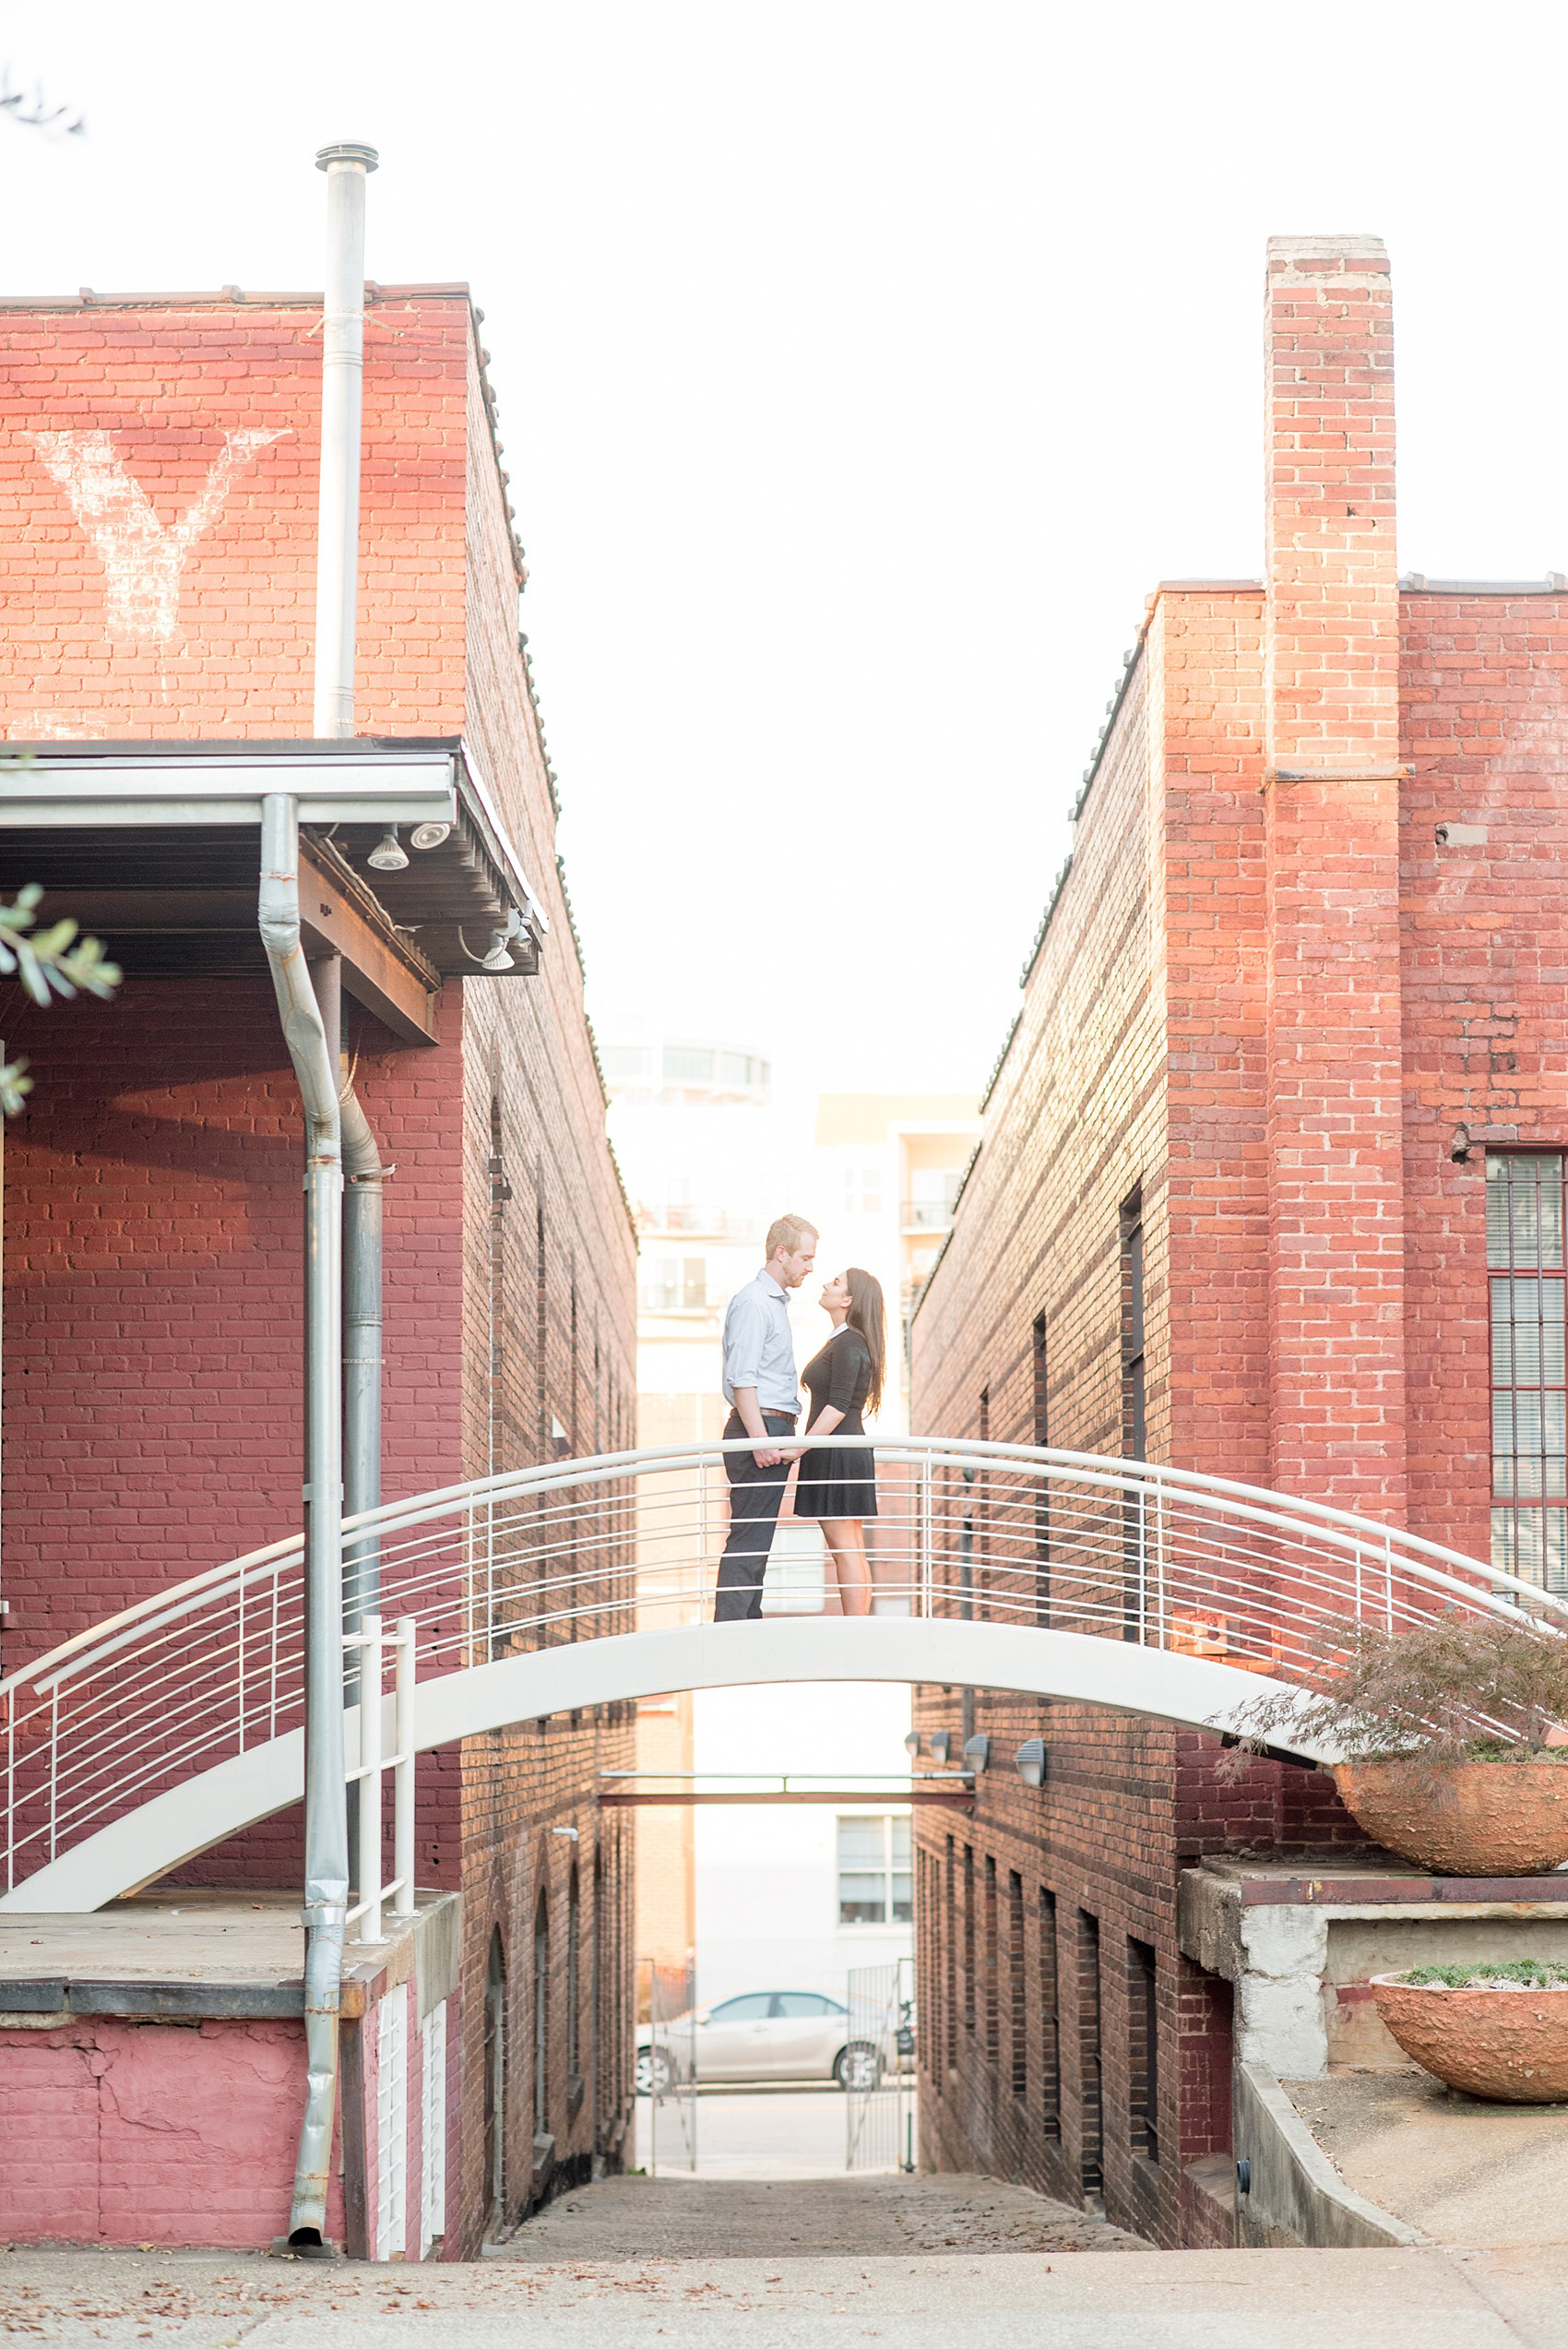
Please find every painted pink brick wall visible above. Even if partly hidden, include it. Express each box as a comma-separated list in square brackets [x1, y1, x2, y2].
[0, 2019, 346, 2249]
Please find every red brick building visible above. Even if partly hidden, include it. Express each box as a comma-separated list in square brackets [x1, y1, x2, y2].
[909, 235, 1568, 2243]
[0, 282, 637, 2251]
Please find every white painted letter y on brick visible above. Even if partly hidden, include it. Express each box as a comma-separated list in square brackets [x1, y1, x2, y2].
[27, 427, 289, 644]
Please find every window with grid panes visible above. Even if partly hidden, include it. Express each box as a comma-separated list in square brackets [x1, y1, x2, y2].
[837, 1814, 913, 1924]
[1489, 1152, 1568, 1594]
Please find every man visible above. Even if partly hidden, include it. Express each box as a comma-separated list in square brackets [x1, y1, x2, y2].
[714, 1212, 819, 1622]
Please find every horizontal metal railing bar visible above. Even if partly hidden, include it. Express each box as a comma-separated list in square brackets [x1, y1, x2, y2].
[13, 1434, 1549, 1703]
[597, 1770, 974, 1784]
[10, 1438, 1566, 1904]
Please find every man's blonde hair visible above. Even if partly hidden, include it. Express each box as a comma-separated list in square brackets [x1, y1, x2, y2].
[766, 1212, 819, 1260]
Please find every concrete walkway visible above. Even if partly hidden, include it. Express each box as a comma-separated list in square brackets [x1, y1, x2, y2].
[0, 2242, 1563, 2345]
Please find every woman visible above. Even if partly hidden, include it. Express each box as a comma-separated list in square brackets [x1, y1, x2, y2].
[792, 1266, 885, 1617]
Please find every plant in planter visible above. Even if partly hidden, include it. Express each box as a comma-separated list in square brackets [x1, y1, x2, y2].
[1371, 1961, 1568, 2103]
[1222, 1609, 1568, 1877]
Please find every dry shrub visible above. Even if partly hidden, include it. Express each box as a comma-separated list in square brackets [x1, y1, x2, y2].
[1219, 1608, 1568, 1775]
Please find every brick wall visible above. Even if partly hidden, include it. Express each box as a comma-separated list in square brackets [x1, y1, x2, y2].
[0, 287, 638, 2251]
[0, 2017, 347, 2249]
[903, 235, 1568, 2246]
[1263, 237, 1406, 1516]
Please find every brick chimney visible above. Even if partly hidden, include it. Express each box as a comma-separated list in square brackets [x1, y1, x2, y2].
[1263, 234, 1406, 1519]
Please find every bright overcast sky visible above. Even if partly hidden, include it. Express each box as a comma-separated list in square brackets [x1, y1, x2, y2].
[5, 2, 1568, 1098]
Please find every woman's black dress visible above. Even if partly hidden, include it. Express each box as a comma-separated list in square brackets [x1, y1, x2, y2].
[794, 1326, 878, 1520]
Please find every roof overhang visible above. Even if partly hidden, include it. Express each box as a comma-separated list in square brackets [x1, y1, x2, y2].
[0, 743, 459, 828]
[0, 738, 551, 1044]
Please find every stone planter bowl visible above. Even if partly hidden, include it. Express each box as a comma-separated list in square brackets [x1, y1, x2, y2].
[1371, 1973, 1568, 2103]
[1333, 1759, 1568, 1877]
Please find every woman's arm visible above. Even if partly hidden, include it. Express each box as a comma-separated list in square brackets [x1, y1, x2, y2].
[804, 1401, 846, 1439]
[826, 1335, 867, 1416]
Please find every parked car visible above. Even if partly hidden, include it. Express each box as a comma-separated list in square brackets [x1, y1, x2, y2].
[636, 1989, 884, 2093]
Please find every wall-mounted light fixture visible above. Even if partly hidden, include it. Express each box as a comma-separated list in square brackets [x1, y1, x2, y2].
[904, 1731, 921, 1759]
[1015, 1737, 1048, 1788]
[930, 1731, 951, 1764]
[962, 1733, 989, 1773]
[367, 826, 409, 873]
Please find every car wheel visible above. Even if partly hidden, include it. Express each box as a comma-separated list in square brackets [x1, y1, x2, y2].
[834, 2042, 882, 2092]
[636, 2048, 676, 2096]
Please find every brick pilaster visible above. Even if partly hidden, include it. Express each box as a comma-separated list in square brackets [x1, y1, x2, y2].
[1264, 235, 1406, 1515]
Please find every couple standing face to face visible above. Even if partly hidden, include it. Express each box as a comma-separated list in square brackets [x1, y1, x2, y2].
[711, 1213, 819, 1623]
[712, 1214, 885, 1624]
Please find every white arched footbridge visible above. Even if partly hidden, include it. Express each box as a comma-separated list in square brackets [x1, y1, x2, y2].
[2, 1438, 1558, 1914]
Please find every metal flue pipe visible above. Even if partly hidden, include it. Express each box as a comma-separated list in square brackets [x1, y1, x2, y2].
[313, 141, 378, 740]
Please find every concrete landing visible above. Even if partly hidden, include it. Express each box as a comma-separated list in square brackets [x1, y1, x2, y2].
[1285, 2069, 1568, 2248]
[0, 1888, 458, 2021]
[492, 2172, 1147, 2258]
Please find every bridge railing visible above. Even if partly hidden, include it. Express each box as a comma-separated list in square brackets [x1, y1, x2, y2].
[2, 1439, 1561, 1897]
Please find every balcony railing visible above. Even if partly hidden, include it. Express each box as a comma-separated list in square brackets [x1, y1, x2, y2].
[638, 1205, 760, 1240]
[900, 1199, 956, 1232]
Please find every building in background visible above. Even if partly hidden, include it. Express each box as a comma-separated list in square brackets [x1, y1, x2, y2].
[909, 235, 1568, 2248]
[603, 1020, 787, 1983]
[813, 1095, 980, 1429]
[605, 1038, 949, 2007]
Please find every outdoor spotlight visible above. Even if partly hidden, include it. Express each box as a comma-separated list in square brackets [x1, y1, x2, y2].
[929, 1731, 951, 1763]
[962, 1733, 990, 1773]
[478, 904, 524, 971]
[904, 1731, 921, 1759]
[368, 827, 410, 872]
[1015, 1737, 1048, 1789]
[409, 820, 452, 852]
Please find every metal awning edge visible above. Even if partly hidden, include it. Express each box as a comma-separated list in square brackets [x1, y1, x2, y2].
[454, 738, 550, 948]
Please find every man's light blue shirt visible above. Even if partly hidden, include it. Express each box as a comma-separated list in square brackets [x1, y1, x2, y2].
[721, 1270, 801, 1413]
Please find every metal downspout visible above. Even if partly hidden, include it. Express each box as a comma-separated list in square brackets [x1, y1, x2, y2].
[271, 136, 379, 2252]
[260, 798, 348, 2247]
[309, 957, 386, 1638]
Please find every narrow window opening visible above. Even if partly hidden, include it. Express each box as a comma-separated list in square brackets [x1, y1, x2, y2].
[983, 1854, 999, 2064]
[1128, 1937, 1158, 2164]
[1039, 1888, 1061, 2140]
[1121, 1189, 1147, 1639]
[533, 1894, 550, 2136]
[1077, 1910, 1102, 2195]
[944, 1836, 957, 2071]
[1008, 1870, 1027, 2099]
[566, 1865, 582, 2080]
[1032, 1311, 1051, 1616]
[962, 1843, 976, 2035]
[483, 1928, 505, 2218]
[535, 1174, 548, 1462]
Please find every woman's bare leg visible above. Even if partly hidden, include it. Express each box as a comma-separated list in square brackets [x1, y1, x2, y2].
[823, 1519, 873, 1616]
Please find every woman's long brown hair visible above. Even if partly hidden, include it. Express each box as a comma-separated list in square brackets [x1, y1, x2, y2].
[846, 1266, 886, 1415]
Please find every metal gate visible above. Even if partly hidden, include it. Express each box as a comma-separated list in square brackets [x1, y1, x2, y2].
[640, 1957, 697, 2175]
[845, 1955, 915, 2173]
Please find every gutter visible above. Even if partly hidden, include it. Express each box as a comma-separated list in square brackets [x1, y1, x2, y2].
[272, 137, 380, 2253]
[259, 793, 350, 2249]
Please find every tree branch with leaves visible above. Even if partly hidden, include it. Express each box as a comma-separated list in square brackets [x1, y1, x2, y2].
[0, 885, 121, 1113]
